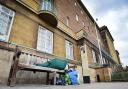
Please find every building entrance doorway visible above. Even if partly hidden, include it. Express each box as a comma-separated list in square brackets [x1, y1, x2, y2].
[96, 74, 101, 82]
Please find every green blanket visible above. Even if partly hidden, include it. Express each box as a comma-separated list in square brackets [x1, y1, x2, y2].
[35, 58, 67, 70]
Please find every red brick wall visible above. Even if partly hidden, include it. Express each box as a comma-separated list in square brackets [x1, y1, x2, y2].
[55, 0, 98, 46]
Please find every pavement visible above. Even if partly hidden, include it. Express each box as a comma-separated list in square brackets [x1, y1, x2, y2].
[0, 82, 128, 89]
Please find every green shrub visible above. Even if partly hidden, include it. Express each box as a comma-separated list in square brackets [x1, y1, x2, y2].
[111, 72, 128, 81]
[122, 72, 128, 80]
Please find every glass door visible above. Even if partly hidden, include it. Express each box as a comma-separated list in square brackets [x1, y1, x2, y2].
[41, 0, 54, 11]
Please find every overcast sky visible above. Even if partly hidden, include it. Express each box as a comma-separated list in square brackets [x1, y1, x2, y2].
[81, 0, 128, 66]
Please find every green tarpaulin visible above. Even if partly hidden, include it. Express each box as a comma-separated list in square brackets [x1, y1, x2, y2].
[35, 58, 67, 70]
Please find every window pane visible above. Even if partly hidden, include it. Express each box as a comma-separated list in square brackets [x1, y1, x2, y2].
[0, 4, 14, 41]
[66, 41, 69, 58]
[65, 40, 74, 60]
[45, 30, 53, 53]
[0, 12, 10, 35]
[41, 0, 53, 11]
[92, 50, 96, 63]
[76, 14, 79, 21]
[37, 27, 46, 51]
[48, 0, 52, 11]
[70, 43, 73, 59]
[66, 17, 69, 26]
[37, 26, 53, 54]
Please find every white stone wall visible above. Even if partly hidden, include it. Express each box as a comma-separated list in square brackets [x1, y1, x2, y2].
[80, 44, 96, 82]
[0, 49, 14, 84]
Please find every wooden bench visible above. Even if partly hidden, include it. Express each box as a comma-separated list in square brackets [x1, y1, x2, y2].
[8, 47, 65, 87]
[0, 41, 81, 86]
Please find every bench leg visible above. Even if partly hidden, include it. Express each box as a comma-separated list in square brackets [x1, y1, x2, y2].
[8, 68, 18, 87]
[8, 59, 19, 87]
[53, 71, 57, 85]
[46, 72, 49, 85]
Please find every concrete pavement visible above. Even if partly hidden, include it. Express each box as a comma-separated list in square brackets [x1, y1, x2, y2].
[0, 82, 128, 89]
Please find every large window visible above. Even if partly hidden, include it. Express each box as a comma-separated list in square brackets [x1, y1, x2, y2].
[66, 17, 69, 26]
[65, 40, 74, 60]
[0, 4, 15, 41]
[37, 26, 53, 54]
[41, 0, 54, 11]
[102, 57, 106, 65]
[92, 49, 97, 63]
[76, 14, 79, 21]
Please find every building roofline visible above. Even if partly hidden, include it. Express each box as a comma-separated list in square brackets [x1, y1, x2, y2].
[80, 37, 117, 64]
[100, 25, 114, 41]
[76, 0, 100, 30]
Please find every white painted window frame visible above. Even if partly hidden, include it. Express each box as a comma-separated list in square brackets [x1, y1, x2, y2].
[92, 49, 97, 63]
[75, 2, 77, 6]
[76, 14, 79, 21]
[82, 21, 85, 26]
[41, 0, 53, 11]
[37, 26, 53, 54]
[0, 4, 15, 42]
[66, 17, 69, 26]
[65, 40, 74, 60]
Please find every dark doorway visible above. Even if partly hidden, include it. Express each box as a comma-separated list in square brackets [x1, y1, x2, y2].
[96, 74, 100, 82]
[83, 76, 90, 83]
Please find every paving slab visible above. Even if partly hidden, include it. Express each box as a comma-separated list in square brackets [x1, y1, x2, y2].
[0, 82, 128, 89]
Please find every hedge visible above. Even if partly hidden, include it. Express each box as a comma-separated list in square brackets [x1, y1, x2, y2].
[111, 72, 128, 81]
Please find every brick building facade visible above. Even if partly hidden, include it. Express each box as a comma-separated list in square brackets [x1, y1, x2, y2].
[0, 0, 121, 85]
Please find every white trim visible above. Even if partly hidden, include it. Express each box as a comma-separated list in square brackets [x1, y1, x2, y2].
[92, 49, 97, 63]
[0, 4, 15, 42]
[81, 10, 83, 14]
[65, 40, 74, 60]
[75, 2, 77, 6]
[95, 20, 103, 64]
[66, 17, 69, 26]
[6, 12, 15, 42]
[76, 14, 79, 21]
[41, 0, 53, 11]
[82, 21, 85, 26]
[37, 25, 53, 54]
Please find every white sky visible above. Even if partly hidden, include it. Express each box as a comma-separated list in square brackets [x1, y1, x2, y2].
[82, 0, 128, 66]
